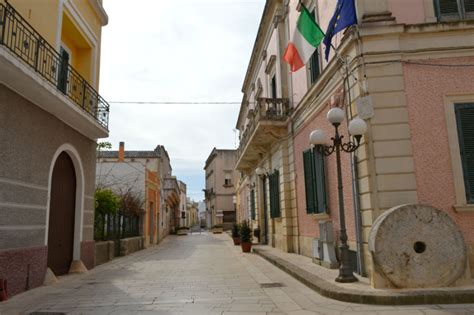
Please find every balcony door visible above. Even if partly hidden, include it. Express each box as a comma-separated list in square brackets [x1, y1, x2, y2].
[57, 46, 70, 94]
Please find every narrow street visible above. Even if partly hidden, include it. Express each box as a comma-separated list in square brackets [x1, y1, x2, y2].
[1, 234, 474, 315]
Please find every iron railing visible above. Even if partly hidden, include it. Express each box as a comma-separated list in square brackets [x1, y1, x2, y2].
[94, 211, 140, 242]
[0, 2, 109, 129]
[237, 97, 290, 160]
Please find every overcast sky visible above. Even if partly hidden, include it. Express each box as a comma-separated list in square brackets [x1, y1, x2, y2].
[100, 0, 265, 201]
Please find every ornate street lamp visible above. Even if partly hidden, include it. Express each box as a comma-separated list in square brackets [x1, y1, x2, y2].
[309, 107, 367, 283]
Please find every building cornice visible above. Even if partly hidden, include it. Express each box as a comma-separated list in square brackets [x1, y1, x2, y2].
[237, 0, 284, 130]
[88, 0, 109, 26]
[292, 20, 474, 134]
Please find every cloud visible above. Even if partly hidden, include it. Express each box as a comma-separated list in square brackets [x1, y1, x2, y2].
[101, 0, 264, 201]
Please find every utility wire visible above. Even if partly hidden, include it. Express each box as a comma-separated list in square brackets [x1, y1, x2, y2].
[109, 101, 241, 104]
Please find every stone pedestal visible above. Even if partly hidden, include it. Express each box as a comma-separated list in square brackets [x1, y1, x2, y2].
[43, 268, 58, 286]
[68, 260, 88, 274]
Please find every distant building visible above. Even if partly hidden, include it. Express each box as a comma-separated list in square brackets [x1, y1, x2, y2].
[0, 0, 109, 297]
[178, 181, 187, 228]
[97, 143, 176, 245]
[186, 198, 199, 228]
[204, 148, 238, 230]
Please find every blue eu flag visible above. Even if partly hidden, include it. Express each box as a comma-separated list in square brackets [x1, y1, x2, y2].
[323, 0, 357, 61]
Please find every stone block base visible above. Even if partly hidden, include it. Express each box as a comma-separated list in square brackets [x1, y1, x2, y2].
[0, 245, 47, 297]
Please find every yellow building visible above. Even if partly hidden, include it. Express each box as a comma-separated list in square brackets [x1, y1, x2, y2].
[0, 0, 109, 297]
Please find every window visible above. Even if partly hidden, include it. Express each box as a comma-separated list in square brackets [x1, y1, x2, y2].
[455, 103, 474, 203]
[308, 10, 321, 84]
[250, 189, 256, 220]
[269, 170, 281, 218]
[271, 75, 277, 98]
[224, 172, 232, 186]
[435, 0, 474, 20]
[303, 146, 327, 214]
[58, 46, 70, 94]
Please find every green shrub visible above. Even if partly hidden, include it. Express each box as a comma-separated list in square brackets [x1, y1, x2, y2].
[231, 223, 240, 238]
[94, 189, 119, 241]
[239, 220, 252, 243]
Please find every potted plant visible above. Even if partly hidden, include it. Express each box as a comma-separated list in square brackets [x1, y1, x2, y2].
[231, 223, 240, 245]
[239, 220, 253, 252]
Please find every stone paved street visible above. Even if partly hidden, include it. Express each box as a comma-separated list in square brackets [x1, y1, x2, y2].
[1, 233, 474, 315]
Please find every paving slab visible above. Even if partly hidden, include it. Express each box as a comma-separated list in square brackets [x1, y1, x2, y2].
[1, 233, 474, 314]
[253, 245, 474, 305]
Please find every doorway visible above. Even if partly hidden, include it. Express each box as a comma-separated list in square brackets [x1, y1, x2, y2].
[47, 152, 76, 275]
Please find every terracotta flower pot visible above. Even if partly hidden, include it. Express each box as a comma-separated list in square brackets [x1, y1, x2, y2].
[241, 242, 252, 253]
[232, 237, 240, 245]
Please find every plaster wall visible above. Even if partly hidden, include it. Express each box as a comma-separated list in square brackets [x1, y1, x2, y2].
[388, 0, 426, 24]
[7, 0, 60, 46]
[96, 162, 145, 198]
[403, 56, 474, 272]
[0, 83, 96, 296]
[293, 101, 356, 255]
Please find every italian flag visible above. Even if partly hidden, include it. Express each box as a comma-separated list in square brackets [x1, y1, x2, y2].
[283, 5, 324, 72]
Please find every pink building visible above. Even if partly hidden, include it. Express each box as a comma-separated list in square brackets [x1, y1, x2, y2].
[235, 0, 474, 288]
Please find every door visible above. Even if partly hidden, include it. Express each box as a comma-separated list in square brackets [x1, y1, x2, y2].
[57, 47, 69, 94]
[48, 152, 76, 275]
[149, 202, 154, 244]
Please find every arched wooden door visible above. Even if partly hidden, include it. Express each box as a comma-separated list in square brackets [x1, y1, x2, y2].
[48, 152, 76, 275]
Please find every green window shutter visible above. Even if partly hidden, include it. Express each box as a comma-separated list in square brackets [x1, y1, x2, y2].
[303, 149, 316, 214]
[464, 0, 474, 13]
[439, 0, 460, 14]
[313, 146, 327, 213]
[269, 171, 281, 218]
[455, 103, 474, 203]
[250, 189, 256, 220]
[308, 10, 321, 84]
[269, 173, 275, 218]
[274, 170, 281, 217]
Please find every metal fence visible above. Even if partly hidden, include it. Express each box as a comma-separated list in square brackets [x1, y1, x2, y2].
[0, 2, 109, 129]
[94, 212, 140, 242]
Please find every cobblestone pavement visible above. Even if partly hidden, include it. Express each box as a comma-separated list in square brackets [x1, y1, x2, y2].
[1, 233, 474, 315]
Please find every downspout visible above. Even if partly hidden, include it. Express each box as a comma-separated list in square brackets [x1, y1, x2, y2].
[345, 26, 367, 277]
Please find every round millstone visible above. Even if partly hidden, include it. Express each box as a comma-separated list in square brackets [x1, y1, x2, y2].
[369, 204, 467, 288]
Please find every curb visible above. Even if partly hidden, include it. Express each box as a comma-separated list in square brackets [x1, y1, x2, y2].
[253, 248, 474, 305]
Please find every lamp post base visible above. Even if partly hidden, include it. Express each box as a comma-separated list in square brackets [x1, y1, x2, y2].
[335, 273, 358, 283]
[335, 244, 359, 283]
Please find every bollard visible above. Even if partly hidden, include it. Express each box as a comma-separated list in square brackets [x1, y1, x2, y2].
[0, 278, 8, 301]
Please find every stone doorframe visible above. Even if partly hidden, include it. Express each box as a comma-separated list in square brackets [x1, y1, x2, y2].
[45, 143, 85, 262]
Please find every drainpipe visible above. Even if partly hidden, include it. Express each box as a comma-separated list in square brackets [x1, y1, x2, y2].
[344, 27, 367, 277]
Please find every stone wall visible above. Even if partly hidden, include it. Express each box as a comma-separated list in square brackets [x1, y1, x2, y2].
[95, 241, 115, 266]
[0, 83, 96, 297]
[119, 237, 145, 257]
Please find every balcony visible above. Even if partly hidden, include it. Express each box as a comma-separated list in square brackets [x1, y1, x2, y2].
[236, 97, 290, 172]
[0, 2, 109, 138]
[164, 176, 180, 207]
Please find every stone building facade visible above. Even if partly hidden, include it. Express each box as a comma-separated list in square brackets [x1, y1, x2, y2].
[97, 143, 178, 245]
[0, 0, 109, 297]
[204, 148, 238, 230]
[235, 0, 474, 287]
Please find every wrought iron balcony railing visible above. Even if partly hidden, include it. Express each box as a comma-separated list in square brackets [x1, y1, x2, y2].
[237, 97, 290, 160]
[0, 2, 109, 129]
